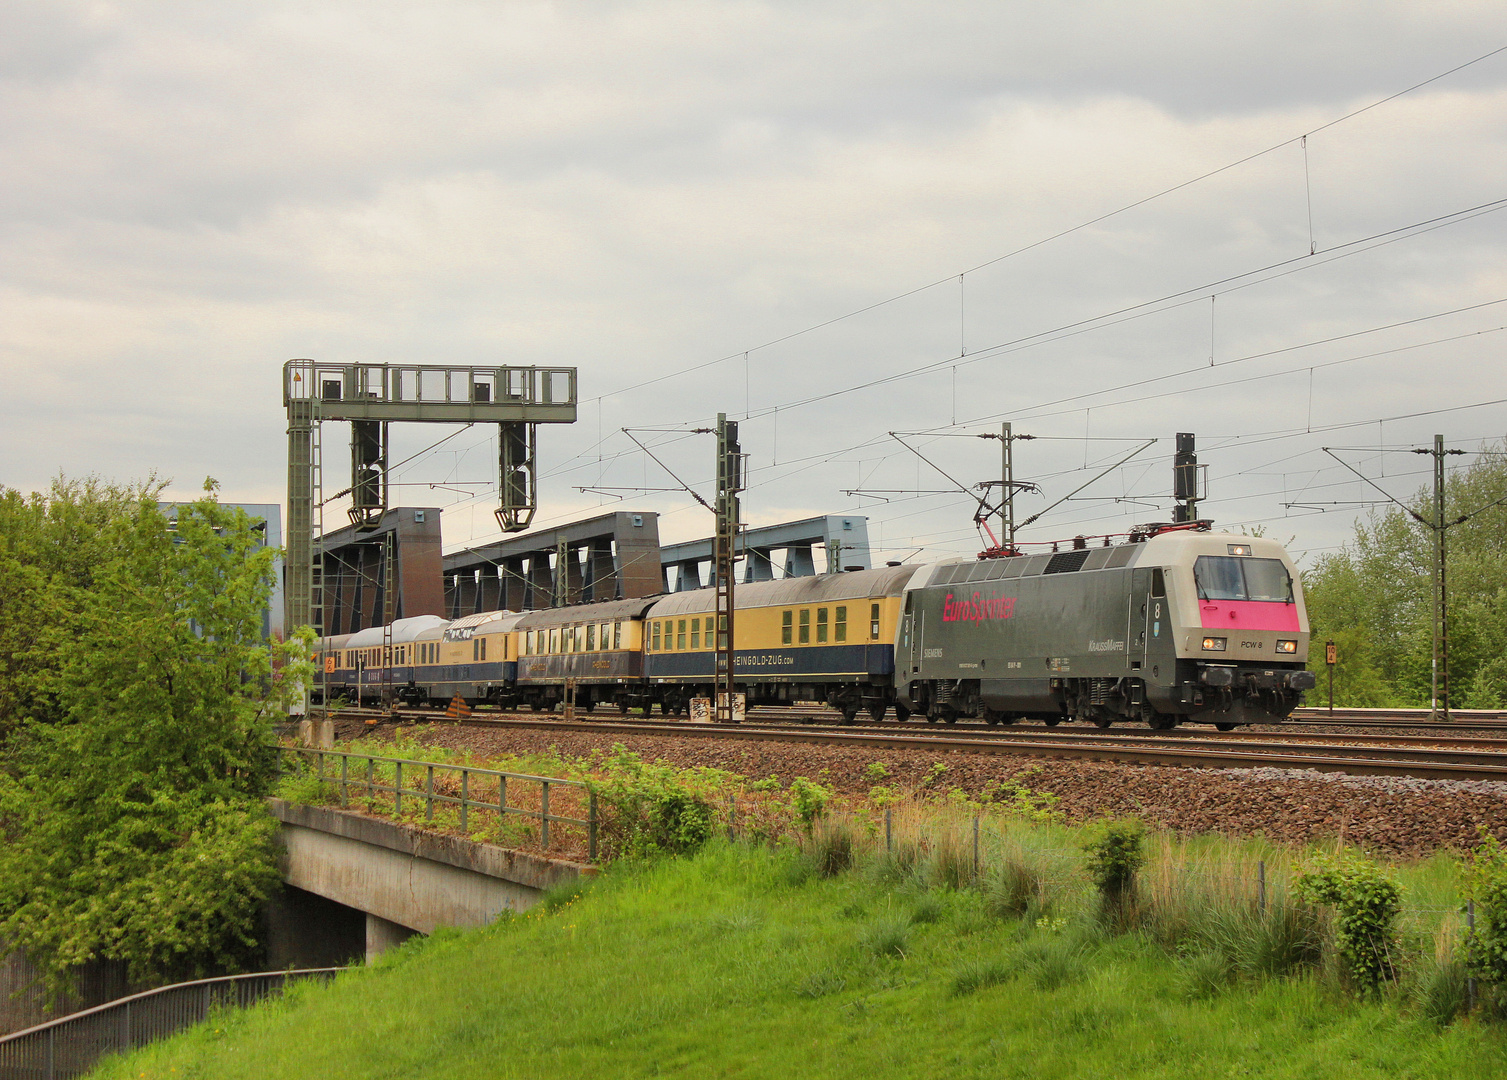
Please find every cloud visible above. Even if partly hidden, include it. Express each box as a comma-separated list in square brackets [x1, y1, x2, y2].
[2, 1, 1506, 563]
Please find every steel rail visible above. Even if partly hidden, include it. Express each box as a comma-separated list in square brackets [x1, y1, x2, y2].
[325, 705, 1507, 750]
[331, 712, 1507, 782]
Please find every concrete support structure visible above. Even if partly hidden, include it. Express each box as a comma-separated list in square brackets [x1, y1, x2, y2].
[269, 800, 591, 961]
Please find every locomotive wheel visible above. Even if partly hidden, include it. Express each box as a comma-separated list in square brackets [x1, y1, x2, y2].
[894, 703, 911, 722]
[1044, 716, 1061, 727]
[942, 710, 959, 725]
[840, 705, 860, 725]
[1147, 712, 1178, 731]
[1092, 714, 1114, 729]
[618, 701, 630, 714]
[1215, 722, 1237, 731]
[983, 709, 1002, 727]
[867, 701, 887, 722]
[925, 711, 939, 724]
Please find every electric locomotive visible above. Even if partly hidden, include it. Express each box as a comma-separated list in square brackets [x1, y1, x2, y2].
[897, 525, 1314, 728]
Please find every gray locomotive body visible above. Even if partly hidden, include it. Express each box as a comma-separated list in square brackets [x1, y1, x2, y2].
[896, 530, 1314, 729]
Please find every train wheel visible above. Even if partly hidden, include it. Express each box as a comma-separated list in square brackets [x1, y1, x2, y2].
[983, 709, 1002, 727]
[867, 701, 887, 722]
[925, 711, 939, 724]
[894, 703, 911, 722]
[619, 701, 630, 714]
[1044, 715, 1061, 727]
[1092, 715, 1114, 729]
[1147, 712, 1178, 731]
[1215, 722, 1237, 731]
[942, 710, 959, 725]
[840, 705, 860, 725]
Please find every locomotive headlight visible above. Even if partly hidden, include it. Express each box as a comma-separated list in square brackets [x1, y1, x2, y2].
[1276, 639, 1298, 654]
[1201, 636, 1227, 652]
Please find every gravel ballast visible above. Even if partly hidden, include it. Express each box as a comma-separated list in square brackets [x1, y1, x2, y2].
[339, 719, 1507, 858]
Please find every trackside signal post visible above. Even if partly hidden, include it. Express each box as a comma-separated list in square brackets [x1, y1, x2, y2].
[284, 360, 576, 710]
[714, 414, 744, 724]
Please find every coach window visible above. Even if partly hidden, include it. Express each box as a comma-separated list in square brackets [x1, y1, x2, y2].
[614, 622, 623, 650]
[691, 618, 701, 650]
[871, 603, 881, 639]
[817, 608, 829, 643]
[677, 619, 687, 651]
[781, 611, 793, 645]
[798, 609, 810, 644]
[586, 623, 596, 651]
[546, 628, 556, 654]
[835, 606, 847, 642]
[652, 621, 661, 651]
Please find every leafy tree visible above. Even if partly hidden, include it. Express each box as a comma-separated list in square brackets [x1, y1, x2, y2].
[0, 476, 164, 741]
[1303, 440, 1507, 707]
[0, 483, 310, 995]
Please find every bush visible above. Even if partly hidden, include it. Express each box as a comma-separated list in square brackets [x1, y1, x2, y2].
[1294, 854, 1401, 992]
[1084, 819, 1144, 927]
[1468, 833, 1507, 1010]
[788, 777, 831, 832]
[582, 745, 732, 859]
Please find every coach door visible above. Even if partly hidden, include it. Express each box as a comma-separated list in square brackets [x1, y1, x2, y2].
[1132, 567, 1173, 672]
[899, 592, 919, 675]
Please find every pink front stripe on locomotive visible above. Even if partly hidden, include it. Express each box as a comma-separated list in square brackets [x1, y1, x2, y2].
[1199, 600, 1301, 632]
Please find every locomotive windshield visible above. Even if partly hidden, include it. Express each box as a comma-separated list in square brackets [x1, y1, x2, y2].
[1194, 556, 1293, 603]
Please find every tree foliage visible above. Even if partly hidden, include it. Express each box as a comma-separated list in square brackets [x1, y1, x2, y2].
[0, 480, 310, 994]
[1302, 441, 1507, 707]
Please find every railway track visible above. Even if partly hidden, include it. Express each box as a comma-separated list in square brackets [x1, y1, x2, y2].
[319, 707, 1507, 783]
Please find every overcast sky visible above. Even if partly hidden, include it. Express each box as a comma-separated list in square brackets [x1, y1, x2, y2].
[4, 1, 1507, 571]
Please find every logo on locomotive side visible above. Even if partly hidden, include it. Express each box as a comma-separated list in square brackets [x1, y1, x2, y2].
[941, 592, 1017, 625]
[1087, 639, 1125, 652]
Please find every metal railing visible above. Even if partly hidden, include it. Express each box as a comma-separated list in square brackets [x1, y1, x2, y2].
[277, 746, 598, 861]
[0, 969, 342, 1080]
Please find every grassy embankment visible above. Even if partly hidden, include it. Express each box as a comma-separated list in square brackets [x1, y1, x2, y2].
[94, 798, 1507, 1079]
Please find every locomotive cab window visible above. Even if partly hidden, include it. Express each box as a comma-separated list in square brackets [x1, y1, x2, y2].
[781, 611, 793, 645]
[1194, 556, 1292, 603]
[835, 606, 846, 642]
[1151, 568, 1166, 597]
[799, 609, 810, 644]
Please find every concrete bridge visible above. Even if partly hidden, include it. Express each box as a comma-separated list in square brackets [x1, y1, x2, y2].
[265, 799, 593, 965]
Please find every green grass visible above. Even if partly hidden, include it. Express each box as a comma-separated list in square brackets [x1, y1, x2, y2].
[93, 843, 1507, 1080]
